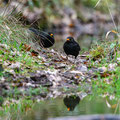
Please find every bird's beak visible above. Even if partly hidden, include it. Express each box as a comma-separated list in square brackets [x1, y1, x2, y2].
[50, 33, 53, 36]
[67, 108, 70, 111]
[67, 38, 70, 41]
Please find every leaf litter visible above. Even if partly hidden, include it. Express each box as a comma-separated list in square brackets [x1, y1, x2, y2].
[0, 38, 119, 102]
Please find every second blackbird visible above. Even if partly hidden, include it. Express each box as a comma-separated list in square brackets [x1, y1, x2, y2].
[63, 36, 80, 59]
[29, 28, 55, 48]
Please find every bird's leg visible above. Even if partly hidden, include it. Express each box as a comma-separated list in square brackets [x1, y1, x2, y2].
[46, 48, 49, 53]
[57, 51, 62, 60]
[41, 48, 46, 53]
[42, 48, 51, 53]
[66, 55, 68, 60]
[72, 56, 74, 63]
[74, 57, 76, 64]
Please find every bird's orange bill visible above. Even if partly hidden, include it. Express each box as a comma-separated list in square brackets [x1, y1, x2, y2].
[67, 107, 70, 111]
[67, 38, 70, 41]
[50, 33, 53, 36]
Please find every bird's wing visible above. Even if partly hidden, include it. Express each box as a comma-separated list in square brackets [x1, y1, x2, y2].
[29, 28, 50, 41]
[77, 44, 81, 51]
[73, 43, 81, 51]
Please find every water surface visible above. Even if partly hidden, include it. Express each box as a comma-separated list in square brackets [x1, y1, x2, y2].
[23, 96, 118, 120]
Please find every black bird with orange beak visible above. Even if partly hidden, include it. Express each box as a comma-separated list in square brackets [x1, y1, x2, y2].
[63, 36, 80, 59]
[63, 95, 80, 111]
[29, 28, 55, 48]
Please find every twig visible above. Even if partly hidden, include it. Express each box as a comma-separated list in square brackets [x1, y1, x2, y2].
[94, 0, 102, 8]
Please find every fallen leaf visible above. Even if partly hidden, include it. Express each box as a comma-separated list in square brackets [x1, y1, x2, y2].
[31, 50, 39, 56]
[23, 44, 31, 51]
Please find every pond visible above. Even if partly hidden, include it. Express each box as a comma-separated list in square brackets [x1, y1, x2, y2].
[23, 95, 119, 120]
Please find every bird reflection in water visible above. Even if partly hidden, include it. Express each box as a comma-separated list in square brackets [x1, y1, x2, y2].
[63, 95, 80, 111]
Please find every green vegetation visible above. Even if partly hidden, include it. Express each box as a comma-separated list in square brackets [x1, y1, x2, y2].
[89, 35, 120, 98]
[90, 46, 105, 60]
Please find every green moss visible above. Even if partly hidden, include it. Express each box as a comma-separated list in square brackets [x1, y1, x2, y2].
[90, 46, 105, 60]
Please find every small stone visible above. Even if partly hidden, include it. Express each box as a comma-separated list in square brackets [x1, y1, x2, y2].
[108, 63, 117, 71]
[117, 57, 120, 61]
[55, 63, 66, 69]
[77, 65, 88, 72]
[8, 69, 15, 74]
[3, 61, 10, 66]
[70, 71, 83, 75]
[26, 83, 35, 87]
[1, 77, 5, 82]
[0, 43, 9, 49]
[98, 67, 107, 73]
[31, 74, 53, 87]
[9, 62, 21, 69]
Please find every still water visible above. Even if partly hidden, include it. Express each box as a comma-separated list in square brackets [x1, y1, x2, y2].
[23, 95, 119, 120]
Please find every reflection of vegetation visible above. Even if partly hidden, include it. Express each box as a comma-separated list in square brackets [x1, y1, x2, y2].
[0, 99, 34, 120]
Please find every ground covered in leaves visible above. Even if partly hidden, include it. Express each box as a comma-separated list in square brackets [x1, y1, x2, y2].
[0, 41, 92, 100]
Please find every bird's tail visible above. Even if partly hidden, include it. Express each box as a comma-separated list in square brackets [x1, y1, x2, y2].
[29, 28, 40, 35]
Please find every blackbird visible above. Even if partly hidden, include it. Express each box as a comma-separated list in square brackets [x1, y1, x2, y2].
[63, 36, 80, 59]
[63, 95, 80, 111]
[29, 28, 55, 48]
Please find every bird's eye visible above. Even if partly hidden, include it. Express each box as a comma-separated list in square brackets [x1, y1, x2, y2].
[67, 38, 70, 41]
